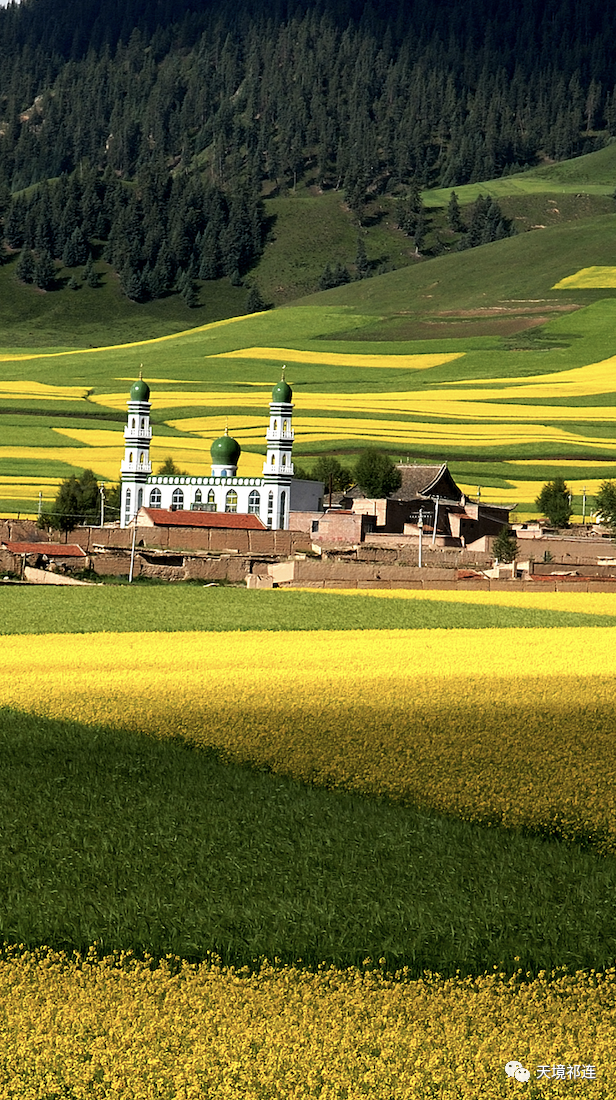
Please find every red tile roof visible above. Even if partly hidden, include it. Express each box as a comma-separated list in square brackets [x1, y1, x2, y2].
[139, 508, 266, 530]
[3, 542, 86, 557]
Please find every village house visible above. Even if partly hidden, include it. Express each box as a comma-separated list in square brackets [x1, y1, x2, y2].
[302, 463, 512, 547]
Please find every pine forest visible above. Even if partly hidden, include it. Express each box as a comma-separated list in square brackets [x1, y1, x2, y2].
[0, 0, 615, 301]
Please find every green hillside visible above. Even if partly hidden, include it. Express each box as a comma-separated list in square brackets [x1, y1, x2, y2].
[292, 213, 616, 343]
[4, 143, 616, 338]
[424, 141, 616, 206]
[3, 146, 616, 519]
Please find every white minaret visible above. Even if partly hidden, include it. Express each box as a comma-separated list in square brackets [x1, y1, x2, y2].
[262, 368, 294, 529]
[120, 371, 152, 527]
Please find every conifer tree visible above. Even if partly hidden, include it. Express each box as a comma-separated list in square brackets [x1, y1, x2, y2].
[246, 283, 265, 312]
[355, 236, 370, 279]
[447, 191, 465, 233]
[33, 249, 56, 289]
[83, 252, 98, 287]
[15, 248, 35, 283]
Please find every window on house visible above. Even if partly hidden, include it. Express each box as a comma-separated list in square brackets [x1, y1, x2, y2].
[194, 489, 202, 503]
[225, 490, 238, 513]
[172, 488, 184, 510]
[207, 489, 216, 506]
[149, 488, 161, 507]
[248, 489, 260, 514]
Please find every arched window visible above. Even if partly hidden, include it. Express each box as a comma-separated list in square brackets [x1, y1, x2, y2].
[207, 489, 215, 505]
[282, 454, 286, 466]
[194, 488, 202, 503]
[131, 418, 135, 430]
[139, 452, 145, 466]
[279, 490, 286, 528]
[172, 488, 184, 510]
[137, 488, 143, 510]
[283, 420, 288, 433]
[248, 489, 260, 514]
[124, 488, 131, 524]
[149, 487, 161, 507]
[140, 418, 145, 430]
[225, 489, 238, 513]
[129, 452, 134, 464]
[267, 490, 274, 528]
[274, 419, 278, 431]
[271, 454, 275, 466]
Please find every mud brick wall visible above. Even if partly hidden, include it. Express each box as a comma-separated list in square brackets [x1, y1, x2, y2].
[183, 556, 251, 583]
[1, 519, 46, 544]
[58, 524, 312, 555]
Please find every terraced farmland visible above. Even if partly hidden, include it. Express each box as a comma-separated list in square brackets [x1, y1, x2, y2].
[3, 293, 616, 518]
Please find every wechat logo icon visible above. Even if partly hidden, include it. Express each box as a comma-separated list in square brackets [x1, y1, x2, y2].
[505, 1061, 531, 1083]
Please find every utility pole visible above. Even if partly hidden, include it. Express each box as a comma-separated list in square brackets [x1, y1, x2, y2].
[128, 520, 137, 584]
[418, 507, 423, 568]
[582, 486, 587, 525]
[37, 491, 42, 519]
[99, 483, 105, 527]
[432, 496, 440, 547]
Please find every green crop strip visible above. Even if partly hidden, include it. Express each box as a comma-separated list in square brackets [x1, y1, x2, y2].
[4, 587, 616, 635]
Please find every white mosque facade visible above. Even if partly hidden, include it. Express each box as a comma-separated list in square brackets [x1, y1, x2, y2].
[119, 374, 322, 529]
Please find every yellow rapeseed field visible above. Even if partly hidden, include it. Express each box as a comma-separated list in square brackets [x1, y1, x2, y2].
[553, 266, 616, 288]
[0, 381, 89, 400]
[209, 347, 464, 370]
[0, 947, 612, 1099]
[308, 586, 616, 614]
[1, 627, 616, 852]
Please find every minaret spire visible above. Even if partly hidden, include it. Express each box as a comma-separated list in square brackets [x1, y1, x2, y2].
[120, 375, 152, 527]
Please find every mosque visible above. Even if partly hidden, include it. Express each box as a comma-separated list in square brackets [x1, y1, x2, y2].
[119, 372, 322, 529]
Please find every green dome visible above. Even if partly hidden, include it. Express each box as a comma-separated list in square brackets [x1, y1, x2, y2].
[130, 378, 150, 401]
[272, 378, 292, 402]
[211, 433, 241, 465]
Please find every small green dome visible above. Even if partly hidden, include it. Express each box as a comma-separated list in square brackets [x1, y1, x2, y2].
[272, 377, 292, 402]
[130, 378, 150, 401]
[211, 433, 241, 465]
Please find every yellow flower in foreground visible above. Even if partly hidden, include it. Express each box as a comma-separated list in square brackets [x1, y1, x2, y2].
[0, 948, 613, 1099]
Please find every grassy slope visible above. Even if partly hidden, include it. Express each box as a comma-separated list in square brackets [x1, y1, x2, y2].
[292, 214, 616, 322]
[0, 256, 249, 348]
[4, 144, 616, 341]
[423, 140, 616, 206]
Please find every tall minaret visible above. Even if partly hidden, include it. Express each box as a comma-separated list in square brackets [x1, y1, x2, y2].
[120, 371, 152, 527]
[262, 368, 294, 529]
